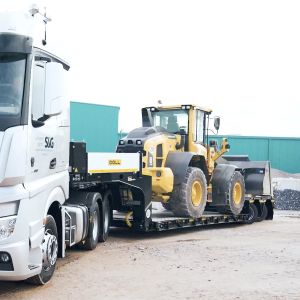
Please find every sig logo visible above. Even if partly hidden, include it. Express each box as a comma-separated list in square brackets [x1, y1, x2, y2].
[109, 159, 121, 166]
[45, 137, 54, 148]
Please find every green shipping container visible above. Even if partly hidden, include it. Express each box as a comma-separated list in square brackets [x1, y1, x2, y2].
[70, 101, 119, 152]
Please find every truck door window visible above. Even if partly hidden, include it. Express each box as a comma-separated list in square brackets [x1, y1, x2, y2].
[194, 110, 205, 143]
[31, 62, 46, 121]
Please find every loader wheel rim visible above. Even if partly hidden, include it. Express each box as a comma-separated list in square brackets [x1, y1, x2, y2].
[191, 181, 202, 207]
[233, 182, 242, 205]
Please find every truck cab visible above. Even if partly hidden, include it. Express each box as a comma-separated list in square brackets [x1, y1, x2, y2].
[0, 10, 69, 282]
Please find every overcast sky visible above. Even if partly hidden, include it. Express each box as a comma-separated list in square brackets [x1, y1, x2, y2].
[2, 0, 300, 137]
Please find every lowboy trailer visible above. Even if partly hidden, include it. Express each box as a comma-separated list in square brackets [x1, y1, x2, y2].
[70, 142, 274, 234]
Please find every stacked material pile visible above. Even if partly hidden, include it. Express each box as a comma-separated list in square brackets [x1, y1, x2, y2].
[272, 169, 300, 210]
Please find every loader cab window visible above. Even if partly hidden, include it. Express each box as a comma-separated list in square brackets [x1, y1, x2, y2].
[152, 109, 188, 134]
[194, 110, 205, 143]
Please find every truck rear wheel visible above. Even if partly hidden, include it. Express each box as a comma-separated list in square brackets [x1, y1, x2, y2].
[170, 167, 207, 218]
[99, 191, 111, 242]
[79, 201, 100, 250]
[27, 215, 58, 285]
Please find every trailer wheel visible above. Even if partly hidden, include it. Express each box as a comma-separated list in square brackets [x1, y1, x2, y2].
[27, 215, 58, 285]
[79, 201, 100, 250]
[217, 171, 245, 215]
[99, 191, 111, 242]
[162, 202, 171, 210]
[245, 203, 258, 224]
[256, 203, 268, 222]
[170, 167, 207, 218]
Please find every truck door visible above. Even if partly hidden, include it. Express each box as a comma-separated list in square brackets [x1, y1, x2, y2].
[26, 58, 68, 182]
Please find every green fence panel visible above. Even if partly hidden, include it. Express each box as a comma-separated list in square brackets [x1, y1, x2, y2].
[211, 135, 300, 173]
[269, 138, 300, 173]
[210, 136, 269, 161]
[70, 101, 119, 152]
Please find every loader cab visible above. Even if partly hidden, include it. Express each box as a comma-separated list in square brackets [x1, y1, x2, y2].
[141, 105, 211, 154]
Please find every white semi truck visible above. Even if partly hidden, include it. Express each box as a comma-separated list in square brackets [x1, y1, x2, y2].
[0, 6, 274, 286]
[0, 7, 142, 284]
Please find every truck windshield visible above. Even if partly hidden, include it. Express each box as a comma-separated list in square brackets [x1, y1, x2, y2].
[152, 109, 188, 134]
[0, 53, 26, 116]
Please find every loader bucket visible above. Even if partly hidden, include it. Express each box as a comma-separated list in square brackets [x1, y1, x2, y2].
[220, 156, 273, 197]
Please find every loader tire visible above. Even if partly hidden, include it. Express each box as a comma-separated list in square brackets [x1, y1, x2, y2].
[170, 167, 207, 218]
[217, 171, 245, 216]
[245, 203, 258, 224]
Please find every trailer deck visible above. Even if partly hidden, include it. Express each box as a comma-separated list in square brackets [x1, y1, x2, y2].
[112, 204, 248, 232]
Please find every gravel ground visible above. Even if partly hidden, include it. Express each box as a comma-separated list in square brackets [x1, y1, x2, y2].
[274, 189, 300, 210]
[272, 169, 300, 210]
[0, 210, 299, 300]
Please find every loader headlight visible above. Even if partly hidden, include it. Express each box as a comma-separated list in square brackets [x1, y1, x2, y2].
[119, 140, 125, 145]
[136, 140, 142, 145]
[0, 216, 17, 241]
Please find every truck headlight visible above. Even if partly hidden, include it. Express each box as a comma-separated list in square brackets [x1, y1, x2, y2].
[0, 216, 17, 241]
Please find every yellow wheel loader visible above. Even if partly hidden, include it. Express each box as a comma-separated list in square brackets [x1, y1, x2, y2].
[117, 104, 272, 218]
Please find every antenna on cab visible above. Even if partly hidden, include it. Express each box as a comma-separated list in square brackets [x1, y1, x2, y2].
[29, 4, 52, 46]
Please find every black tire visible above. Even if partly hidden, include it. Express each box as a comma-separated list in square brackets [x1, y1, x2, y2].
[99, 191, 111, 242]
[162, 201, 171, 211]
[27, 215, 58, 285]
[217, 171, 245, 215]
[79, 201, 100, 250]
[170, 167, 207, 218]
[245, 203, 258, 224]
[256, 203, 268, 222]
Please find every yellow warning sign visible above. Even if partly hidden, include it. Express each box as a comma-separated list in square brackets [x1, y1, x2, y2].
[109, 159, 121, 166]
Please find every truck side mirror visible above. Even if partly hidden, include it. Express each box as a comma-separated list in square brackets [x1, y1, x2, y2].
[214, 116, 220, 131]
[44, 62, 65, 116]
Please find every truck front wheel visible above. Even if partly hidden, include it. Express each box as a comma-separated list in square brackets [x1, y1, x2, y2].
[28, 215, 58, 285]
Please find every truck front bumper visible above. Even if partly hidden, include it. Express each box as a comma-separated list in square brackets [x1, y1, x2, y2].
[0, 239, 42, 281]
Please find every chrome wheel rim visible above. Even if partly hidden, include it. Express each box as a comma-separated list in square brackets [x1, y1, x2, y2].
[92, 210, 99, 241]
[42, 230, 58, 272]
